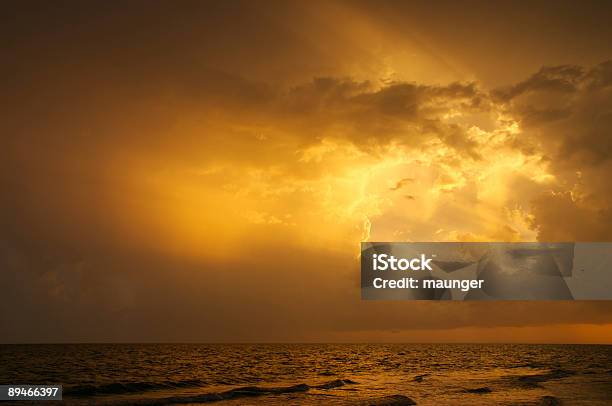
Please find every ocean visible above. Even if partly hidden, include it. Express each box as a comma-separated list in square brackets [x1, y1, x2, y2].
[1, 343, 611, 405]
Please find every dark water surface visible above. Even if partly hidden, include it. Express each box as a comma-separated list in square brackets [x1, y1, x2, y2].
[1, 344, 611, 405]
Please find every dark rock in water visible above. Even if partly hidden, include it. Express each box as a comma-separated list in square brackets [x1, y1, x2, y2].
[412, 374, 429, 382]
[368, 394, 417, 405]
[540, 395, 562, 405]
[465, 387, 492, 394]
[319, 371, 336, 376]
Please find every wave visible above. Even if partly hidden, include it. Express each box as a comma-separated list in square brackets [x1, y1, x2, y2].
[511, 368, 576, 389]
[159, 379, 357, 404]
[90, 379, 359, 405]
[64, 379, 205, 396]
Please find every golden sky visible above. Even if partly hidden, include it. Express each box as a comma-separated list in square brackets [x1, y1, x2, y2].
[1, 0, 612, 343]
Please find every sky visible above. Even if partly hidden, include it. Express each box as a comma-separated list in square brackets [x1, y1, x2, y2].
[1, 0, 612, 343]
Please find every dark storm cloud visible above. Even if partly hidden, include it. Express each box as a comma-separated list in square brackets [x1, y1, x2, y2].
[496, 61, 612, 158]
[493, 65, 585, 101]
[493, 61, 612, 241]
[274, 78, 487, 154]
